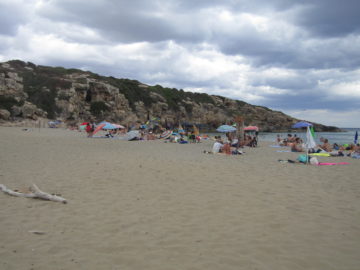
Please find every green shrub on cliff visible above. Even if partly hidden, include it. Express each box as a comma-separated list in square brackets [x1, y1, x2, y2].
[104, 77, 154, 109]
[148, 85, 214, 112]
[90, 101, 109, 116]
[0, 96, 23, 111]
[21, 72, 64, 118]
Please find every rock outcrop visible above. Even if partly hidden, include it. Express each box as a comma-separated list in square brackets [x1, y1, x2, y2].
[0, 60, 340, 132]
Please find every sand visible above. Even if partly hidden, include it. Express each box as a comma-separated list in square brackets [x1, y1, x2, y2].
[0, 126, 360, 270]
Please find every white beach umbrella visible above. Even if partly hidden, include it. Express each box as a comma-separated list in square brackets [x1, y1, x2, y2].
[305, 126, 316, 149]
[305, 126, 316, 164]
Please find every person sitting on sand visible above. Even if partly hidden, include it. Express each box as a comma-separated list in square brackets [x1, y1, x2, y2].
[212, 136, 223, 153]
[290, 137, 304, 152]
[222, 142, 232, 155]
[346, 144, 359, 157]
[318, 138, 332, 152]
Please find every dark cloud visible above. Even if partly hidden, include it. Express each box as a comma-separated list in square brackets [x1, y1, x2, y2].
[36, 0, 203, 43]
[0, 2, 28, 36]
[174, 0, 295, 13]
[33, 0, 360, 70]
[1, 0, 360, 126]
[295, 0, 360, 37]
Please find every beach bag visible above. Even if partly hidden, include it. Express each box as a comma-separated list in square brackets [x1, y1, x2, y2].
[297, 154, 308, 163]
[310, 157, 319, 165]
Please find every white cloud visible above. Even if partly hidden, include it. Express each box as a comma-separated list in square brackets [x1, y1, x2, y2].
[283, 109, 360, 128]
[328, 81, 360, 98]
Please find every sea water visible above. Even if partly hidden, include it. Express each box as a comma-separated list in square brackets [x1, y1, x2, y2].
[258, 128, 359, 145]
[207, 128, 359, 145]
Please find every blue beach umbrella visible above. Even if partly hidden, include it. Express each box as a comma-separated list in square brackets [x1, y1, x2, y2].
[292, 121, 313, 128]
[97, 121, 117, 130]
[355, 131, 358, 144]
[216, 125, 237, 133]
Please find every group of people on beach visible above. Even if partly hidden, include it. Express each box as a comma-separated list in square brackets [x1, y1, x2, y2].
[206, 132, 258, 155]
[276, 133, 360, 158]
[82, 121, 260, 156]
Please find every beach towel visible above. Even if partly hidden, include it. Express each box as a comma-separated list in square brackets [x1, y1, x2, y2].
[317, 162, 350, 166]
[269, 145, 283, 148]
[276, 150, 290, 152]
[309, 153, 331, 157]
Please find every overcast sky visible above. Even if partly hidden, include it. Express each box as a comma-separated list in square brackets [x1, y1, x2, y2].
[1, 0, 359, 127]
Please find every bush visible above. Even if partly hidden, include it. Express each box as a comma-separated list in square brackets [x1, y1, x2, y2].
[21, 71, 64, 118]
[58, 92, 70, 101]
[90, 101, 109, 116]
[0, 96, 21, 111]
[105, 77, 154, 109]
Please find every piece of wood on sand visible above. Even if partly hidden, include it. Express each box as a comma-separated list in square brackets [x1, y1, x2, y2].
[0, 184, 67, 204]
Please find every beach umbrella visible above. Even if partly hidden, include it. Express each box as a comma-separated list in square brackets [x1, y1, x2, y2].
[102, 123, 117, 129]
[303, 126, 317, 164]
[112, 124, 125, 129]
[79, 122, 89, 130]
[244, 126, 259, 131]
[160, 130, 172, 138]
[355, 131, 358, 144]
[292, 121, 313, 128]
[216, 125, 237, 133]
[97, 122, 119, 130]
[92, 124, 106, 135]
[305, 126, 316, 149]
[292, 122, 316, 164]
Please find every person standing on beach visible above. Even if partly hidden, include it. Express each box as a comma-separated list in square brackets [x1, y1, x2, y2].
[85, 123, 93, 137]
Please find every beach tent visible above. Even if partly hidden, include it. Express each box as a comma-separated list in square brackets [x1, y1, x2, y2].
[48, 120, 61, 128]
[126, 130, 140, 141]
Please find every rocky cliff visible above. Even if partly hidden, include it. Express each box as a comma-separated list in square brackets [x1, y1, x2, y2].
[0, 60, 340, 132]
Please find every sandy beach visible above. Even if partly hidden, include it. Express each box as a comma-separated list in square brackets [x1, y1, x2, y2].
[1, 126, 360, 270]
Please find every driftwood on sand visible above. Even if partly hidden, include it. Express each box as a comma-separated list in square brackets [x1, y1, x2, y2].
[0, 184, 67, 204]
